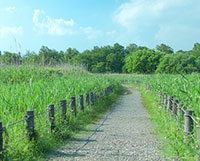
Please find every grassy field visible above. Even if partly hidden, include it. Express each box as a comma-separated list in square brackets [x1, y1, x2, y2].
[1, 66, 199, 160]
[0, 65, 122, 160]
[113, 74, 199, 161]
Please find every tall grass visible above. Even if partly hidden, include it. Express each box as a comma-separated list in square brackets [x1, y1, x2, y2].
[0, 65, 121, 160]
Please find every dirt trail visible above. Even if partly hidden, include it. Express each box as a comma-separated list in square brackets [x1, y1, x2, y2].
[48, 87, 165, 161]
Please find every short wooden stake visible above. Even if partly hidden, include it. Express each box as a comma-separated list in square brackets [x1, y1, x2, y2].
[25, 110, 35, 140]
[79, 95, 84, 111]
[86, 93, 90, 106]
[105, 88, 108, 96]
[172, 100, 178, 116]
[167, 96, 173, 111]
[47, 104, 55, 132]
[70, 97, 77, 117]
[90, 92, 94, 106]
[184, 109, 194, 143]
[158, 91, 161, 105]
[163, 93, 167, 109]
[60, 100, 67, 120]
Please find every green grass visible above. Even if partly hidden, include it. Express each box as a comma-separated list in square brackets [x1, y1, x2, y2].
[1, 66, 200, 160]
[128, 83, 196, 161]
[0, 65, 123, 160]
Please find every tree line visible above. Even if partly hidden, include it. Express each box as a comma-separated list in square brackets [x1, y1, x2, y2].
[0, 42, 200, 74]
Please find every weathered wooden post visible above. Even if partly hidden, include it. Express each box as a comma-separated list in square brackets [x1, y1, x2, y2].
[0, 122, 3, 152]
[93, 92, 96, 103]
[90, 92, 94, 106]
[184, 109, 194, 143]
[196, 119, 200, 161]
[86, 93, 90, 106]
[105, 88, 108, 96]
[79, 95, 84, 111]
[158, 91, 161, 105]
[167, 96, 173, 111]
[163, 93, 167, 109]
[70, 97, 77, 117]
[172, 100, 178, 116]
[60, 100, 66, 120]
[47, 104, 55, 132]
[25, 110, 35, 140]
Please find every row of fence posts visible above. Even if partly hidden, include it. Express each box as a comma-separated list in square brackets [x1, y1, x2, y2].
[158, 91, 200, 161]
[0, 85, 114, 153]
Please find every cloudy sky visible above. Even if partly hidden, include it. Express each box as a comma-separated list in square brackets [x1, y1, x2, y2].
[0, 0, 200, 54]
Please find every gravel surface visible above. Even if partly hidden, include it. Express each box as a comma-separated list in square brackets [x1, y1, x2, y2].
[48, 87, 166, 161]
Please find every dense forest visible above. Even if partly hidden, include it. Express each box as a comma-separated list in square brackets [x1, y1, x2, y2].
[0, 42, 200, 74]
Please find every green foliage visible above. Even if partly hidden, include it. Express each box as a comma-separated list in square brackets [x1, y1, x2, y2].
[73, 43, 125, 73]
[1, 42, 200, 74]
[138, 86, 195, 160]
[124, 49, 165, 73]
[0, 66, 122, 160]
[156, 43, 174, 54]
[38, 46, 64, 65]
[156, 51, 199, 74]
[0, 51, 22, 65]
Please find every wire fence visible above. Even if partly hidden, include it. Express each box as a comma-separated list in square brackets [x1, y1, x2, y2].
[135, 80, 200, 161]
[0, 84, 115, 157]
[121, 79, 200, 160]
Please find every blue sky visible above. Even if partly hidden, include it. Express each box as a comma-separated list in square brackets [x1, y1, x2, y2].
[0, 0, 200, 54]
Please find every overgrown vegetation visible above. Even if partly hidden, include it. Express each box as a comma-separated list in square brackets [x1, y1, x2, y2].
[137, 84, 195, 160]
[0, 65, 123, 160]
[1, 42, 200, 74]
[113, 75, 199, 160]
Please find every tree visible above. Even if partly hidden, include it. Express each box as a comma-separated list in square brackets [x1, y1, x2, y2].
[125, 43, 137, 55]
[1, 51, 22, 65]
[23, 50, 39, 64]
[156, 43, 174, 54]
[64, 48, 79, 62]
[156, 51, 199, 74]
[193, 43, 200, 51]
[38, 46, 63, 65]
[124, 49, 165, 73]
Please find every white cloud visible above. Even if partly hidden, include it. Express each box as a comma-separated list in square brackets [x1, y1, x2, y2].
[113, 0, 186, 28]
[33, 9, 75, 36]
[0, 26, 23, 39]
[4, 6, 16, 12]
[80, 26, 102, 39]
[155, 24, 200, 44]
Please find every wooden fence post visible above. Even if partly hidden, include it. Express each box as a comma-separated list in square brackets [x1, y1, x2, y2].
[79, 95, 84, 111]
[0, 122, 3, 152]
[163, 93, 167, 109]
[105, 88, 108, 96]
[197, 119, 200, 161]
[158, 91, 161, 105]
[172, 100, 178, 116]
[167, 96, 173, 111]
[60, 100, 66, 120]
[25, 110, 35, 140]
[86, 93, 90, 106]
[184, 109, 194, 143]
[70, 97, 77, 117]
[47, 104, 55, 132]
[90, 92, 94, 106]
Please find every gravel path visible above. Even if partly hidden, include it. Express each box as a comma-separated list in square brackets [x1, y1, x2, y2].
[48, 87, 165, 161]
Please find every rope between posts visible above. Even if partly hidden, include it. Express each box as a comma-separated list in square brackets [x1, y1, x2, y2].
[191, 116, 198, 124]
[7, 118, 26, 128]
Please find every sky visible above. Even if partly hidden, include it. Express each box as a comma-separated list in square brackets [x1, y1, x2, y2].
[0, 0, 200, 54]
